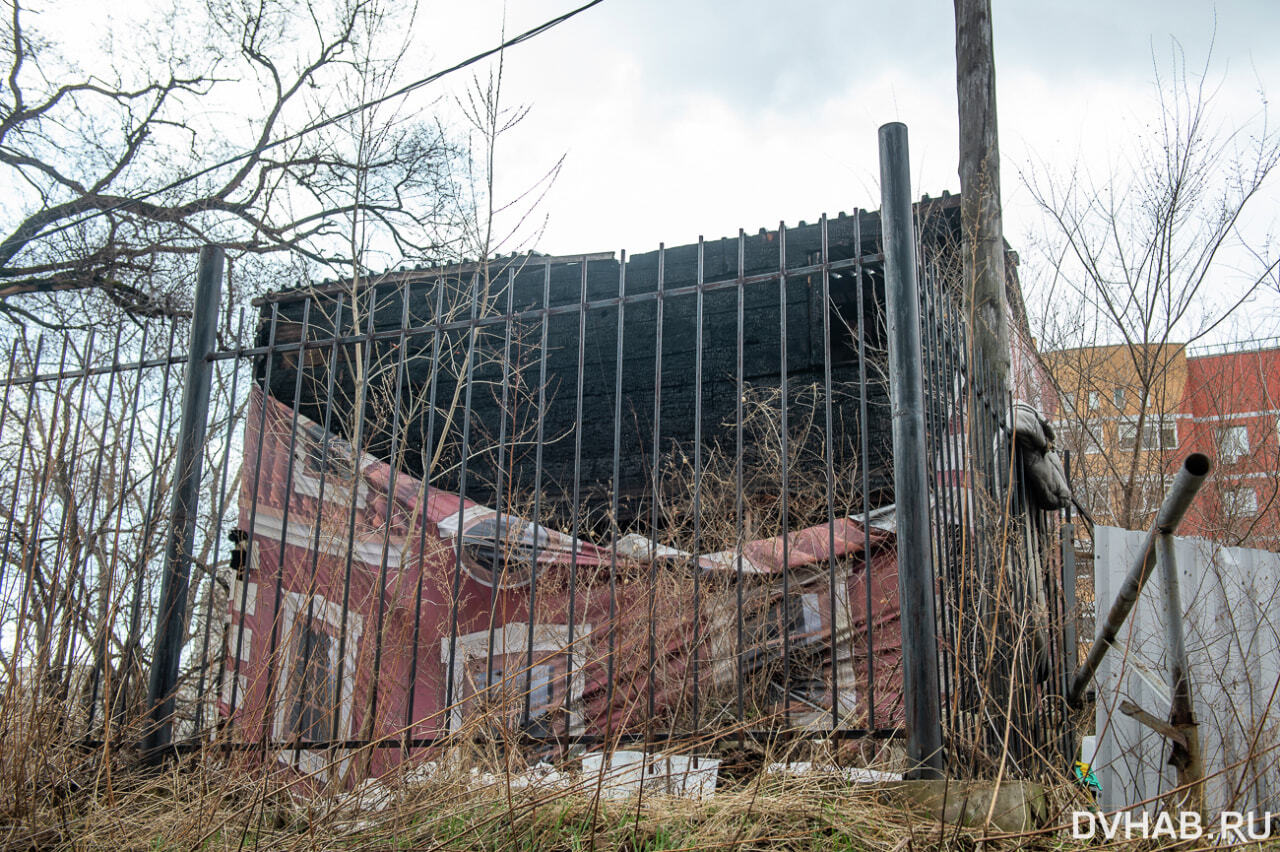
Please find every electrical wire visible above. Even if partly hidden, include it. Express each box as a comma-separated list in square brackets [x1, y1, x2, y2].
[15, 0, 607, 249]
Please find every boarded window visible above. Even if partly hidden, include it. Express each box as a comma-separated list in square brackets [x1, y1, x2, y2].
[286, 623, 335, 742]
[443, 624, 588, 735]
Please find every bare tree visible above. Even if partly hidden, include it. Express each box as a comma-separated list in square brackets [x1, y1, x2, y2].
[0, 0, 465, 325]
[1028, 43, 1280, 536]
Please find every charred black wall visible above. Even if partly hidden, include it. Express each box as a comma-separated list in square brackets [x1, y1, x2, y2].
[257, 202, 964, 531]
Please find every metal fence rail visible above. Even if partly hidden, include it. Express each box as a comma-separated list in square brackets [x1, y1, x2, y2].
[0, 146, 1075, 784]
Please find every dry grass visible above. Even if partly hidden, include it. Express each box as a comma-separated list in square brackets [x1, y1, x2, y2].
[0, 334, 1096, 850]
[0, 732, 1105, 852]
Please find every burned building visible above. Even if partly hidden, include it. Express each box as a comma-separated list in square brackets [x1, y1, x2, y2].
[254, 196, 974, 533]
[220, 193, 1069, 781]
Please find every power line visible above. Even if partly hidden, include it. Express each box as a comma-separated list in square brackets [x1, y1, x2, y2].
[22, 0, 607, 249]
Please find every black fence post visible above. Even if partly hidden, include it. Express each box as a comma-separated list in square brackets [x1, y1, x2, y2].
[878, 122, 945, 779]
[142, 245, 224, 760]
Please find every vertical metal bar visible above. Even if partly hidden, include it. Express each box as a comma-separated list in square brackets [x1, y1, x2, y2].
[0, 340, 23, 693]
[332, 290, 379, 743]
[691, 236, 705, 736]
[88, 324, 150, 734]
[12, 336, 70, 701]
[854, 210, 875, 731]
[945, 262, 969, 733]
[920, 260, 956, 755]
[971, 318, 995, 763]
[0, 337, 39, 610]
[143, 245, 224, 759]
[406, 284, 446, 745]
[955, 277, 984, 723]
[2, 342, 49, 734]
[954, 274, 976, 726]
[734, 229, 746, 730]
[0, 340, 23, 662]
[878, 122, 944, 778]
[43, 329, 98, 707]
[565, 258, 588, 740]
[777, 221, 792, 728]
[260, 298, 312, 747]
[228, 306, 277, 720]
[1004, 386, 1025, 767]
[1159, 531, 1204, 816]
[471, 267, 514, 752]
[918, 268, 942, 697]
[119, 325, 178, 734]
[1061, 455, 1078, 697]
[444, 272, 483, 729]
[189, 342, 238, 731]
[58, 327, 118, 720]
[926, 269, 952, 727]
[1160, 532, 1191, 714]
[367, 285, 411, 738]
[647, 243, 665, 730]
[523, 261, 552, 727]
[606, 251, 626, 739]
[1054, 505, 1074, 769]
[936, 269, 966, 735]
[46, 329, 98, 657]
[483, 270, 516, 735]
[819, 215, 839, 731]
[293, 294, 343, 763]
[199, 308, 246, 738]
[0, 339, 20, 478]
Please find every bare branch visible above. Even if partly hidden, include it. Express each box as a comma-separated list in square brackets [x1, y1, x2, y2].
[0, 0, 468, 322]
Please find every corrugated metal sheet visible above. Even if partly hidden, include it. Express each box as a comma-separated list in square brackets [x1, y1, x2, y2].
[1094, 526, 1280, 815]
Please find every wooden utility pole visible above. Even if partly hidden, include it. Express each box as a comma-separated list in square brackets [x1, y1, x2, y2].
[954, 0, 1010, 388]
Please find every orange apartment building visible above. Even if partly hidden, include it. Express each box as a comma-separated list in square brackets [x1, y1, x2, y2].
[1045, 339, 1280, 550]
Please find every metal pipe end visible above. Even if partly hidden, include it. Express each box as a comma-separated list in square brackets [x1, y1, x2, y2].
[1155, 452, 1213, 535]
[1183, 452, 1211, 478]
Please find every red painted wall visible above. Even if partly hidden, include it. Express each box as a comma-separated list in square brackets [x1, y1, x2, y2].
[1178, 346, 1280, 546]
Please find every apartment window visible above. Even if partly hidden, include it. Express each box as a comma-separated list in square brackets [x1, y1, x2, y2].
[1217, 425, 1250, 462]
[1113, 388, 1125, 409]
[1088, 391, 1100, 409]
[1061, 391, 1076, 411]
[1223, 485, 1258, 517]
[1056, 422, 1094, 455]
[1118, 417, 1178, 451]
[1138, 476, 1174, 515]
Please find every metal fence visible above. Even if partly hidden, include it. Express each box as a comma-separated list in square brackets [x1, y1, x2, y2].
[918, 254, 1077, 779]
[0, 131, 1076, 782]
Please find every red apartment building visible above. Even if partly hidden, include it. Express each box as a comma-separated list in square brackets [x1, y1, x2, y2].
[1049, 339, 1280, 551]
[1178, 341, 1280, 548]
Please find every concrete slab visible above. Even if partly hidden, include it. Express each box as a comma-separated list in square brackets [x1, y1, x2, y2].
[878, 780, 1049, 832]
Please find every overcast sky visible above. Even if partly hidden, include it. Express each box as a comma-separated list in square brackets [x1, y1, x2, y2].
[397, 0, 1279, 343]
[37, 0, 1280, 340]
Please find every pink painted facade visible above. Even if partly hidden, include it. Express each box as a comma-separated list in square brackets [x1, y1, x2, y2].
[220, 389, 905, 777]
